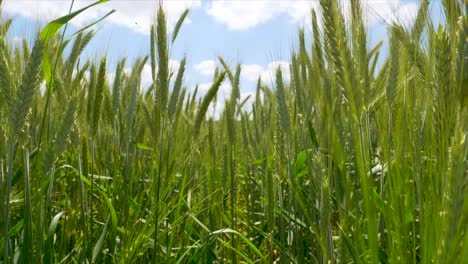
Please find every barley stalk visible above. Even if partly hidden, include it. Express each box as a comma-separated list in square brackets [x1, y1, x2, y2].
[168, 56, 186, 119]
[10, 39, 44, 134]
[91, 58, 106, 138]
[193, 71, 226, 137]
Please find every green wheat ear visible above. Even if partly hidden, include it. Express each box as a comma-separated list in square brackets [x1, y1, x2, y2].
[0, 36, 13, 109]
[275, 67, 290, 133]
[193, 71, 227, 137]
[56, 96, 78, 155]
[10, 39, 44, 135]
[90, 58, 106, 138]
[156, 4, 169, 115]
[86, 64, 97, 126]
[386, 25, 401, 111]
[172, 8, 189, 43]
[168, 56, 187, 119]
[0, 0, 466, 262]
[112, 58, 126, 117]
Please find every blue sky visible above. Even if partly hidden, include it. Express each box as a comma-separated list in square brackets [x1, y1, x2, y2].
[1, 0, 443, 116]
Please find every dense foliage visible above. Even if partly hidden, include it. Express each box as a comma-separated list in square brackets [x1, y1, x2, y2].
[0, 0, 467, 263]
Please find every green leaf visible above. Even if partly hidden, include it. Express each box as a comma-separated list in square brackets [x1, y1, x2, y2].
[93, 216, 111, 262]
[293, 150, 307, 177]
[211, 228, 264, 259]
[44, 212, 65, 263]
[8, 219, 24, 238]
[40, 0, 112, 90]
[41, 52, 53, 93]
[40, 0, 110, 44]
[373, 190, 384, 211]
[0, 220, 24, 252]
[47, 212, 64, 240]
[136, 143, 153, 151]
[59, 9, 116, 55]
[80, 174, 118, 256]
[107, 199, 118, 255]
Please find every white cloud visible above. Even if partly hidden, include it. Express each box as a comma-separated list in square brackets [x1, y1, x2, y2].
[206, 1, 288, 31]
[193, 60, 217, 76]
[2, 0, 202, 35]
[205, 0, 321, 31]
[206, 0, 419, 31]
[103, 1, 202, 35]
[2, 0, 419, 36]
[140, 64, 153, 88]
[242, 61, 290, 85]
[284, 1, 321, 28]
[359, 0, 419, 28]
[242, 64, 264, 82]
[2, 1, 73, 23]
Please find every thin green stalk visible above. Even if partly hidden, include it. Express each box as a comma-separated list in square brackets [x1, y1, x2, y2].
[23, 149, 33, 262]
[153, 115, 166, 258]
[77, 154, 89, 263]
[3, 139, 15, 263]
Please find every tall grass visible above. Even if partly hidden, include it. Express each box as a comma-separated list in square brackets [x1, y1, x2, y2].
[0, 0, 467, 263]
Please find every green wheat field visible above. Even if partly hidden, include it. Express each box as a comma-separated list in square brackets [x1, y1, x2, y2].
[0, 0, 467, 263]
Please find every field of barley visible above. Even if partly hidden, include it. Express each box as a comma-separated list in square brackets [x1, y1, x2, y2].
[0, 0, 467, 263]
